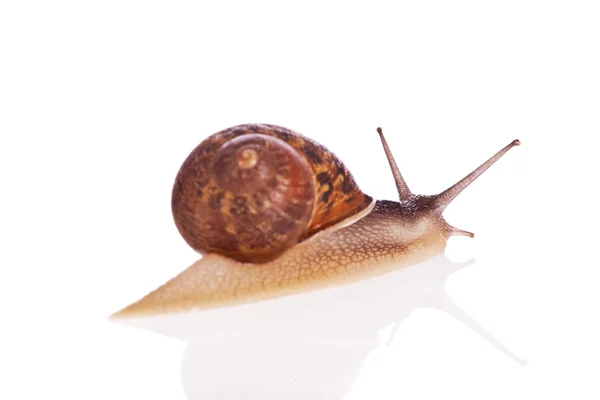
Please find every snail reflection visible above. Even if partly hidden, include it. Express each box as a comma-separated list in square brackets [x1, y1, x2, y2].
[116, 254, 526, 399]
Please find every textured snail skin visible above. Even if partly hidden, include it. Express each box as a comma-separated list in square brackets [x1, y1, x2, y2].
[112, 125, 520, 318]
[114, 199, 448, 317]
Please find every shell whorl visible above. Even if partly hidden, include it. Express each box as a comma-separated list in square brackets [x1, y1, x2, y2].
[171, 124, 373, 263]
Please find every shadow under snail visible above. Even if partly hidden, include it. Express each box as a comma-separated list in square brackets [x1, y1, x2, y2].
[113, 123, 520, 317]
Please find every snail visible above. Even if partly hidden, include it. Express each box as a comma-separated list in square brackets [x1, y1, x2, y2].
[112, 123, 520, 317]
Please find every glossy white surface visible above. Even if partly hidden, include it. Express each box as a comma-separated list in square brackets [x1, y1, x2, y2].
[116, 254, 526, 399]
[1, 1, 599, 399]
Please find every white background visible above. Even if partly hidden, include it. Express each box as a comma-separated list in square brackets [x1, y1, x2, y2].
[1, 1, 599, 399]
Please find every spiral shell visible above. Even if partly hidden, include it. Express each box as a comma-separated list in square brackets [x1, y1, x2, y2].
[171, 123, 373, 263]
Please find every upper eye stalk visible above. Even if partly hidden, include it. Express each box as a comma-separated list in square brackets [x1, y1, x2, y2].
[377, 126, 520, 236]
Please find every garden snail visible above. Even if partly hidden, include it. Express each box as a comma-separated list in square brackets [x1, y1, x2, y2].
[113, 123, 520, 317]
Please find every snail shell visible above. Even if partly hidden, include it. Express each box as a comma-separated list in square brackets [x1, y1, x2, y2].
[171, 124, 373, 263]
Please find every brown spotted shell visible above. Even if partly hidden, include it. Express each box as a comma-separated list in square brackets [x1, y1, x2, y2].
[171, 123, 373, 263]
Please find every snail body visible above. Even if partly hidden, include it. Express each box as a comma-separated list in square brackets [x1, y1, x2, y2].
[114, 124, 520, 317]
